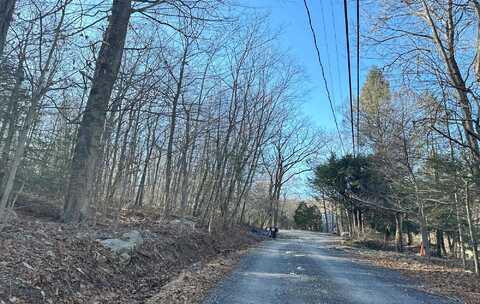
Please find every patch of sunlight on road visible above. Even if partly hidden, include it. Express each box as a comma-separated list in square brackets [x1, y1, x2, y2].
[283, 250, 309, 257]
[240, 271, 312, 281]
[307, 253, 351, 262]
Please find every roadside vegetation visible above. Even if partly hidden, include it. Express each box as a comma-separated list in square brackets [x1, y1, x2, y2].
[2, 0, 480, 303]
[311, 68, 480, 300]
[310, 1, 480, 302]
[312, 0, 480, 273]
[0, 0, 322, 302]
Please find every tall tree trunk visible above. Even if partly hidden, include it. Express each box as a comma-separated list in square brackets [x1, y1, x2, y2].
[134, 120, 156, 208]
[164, 45, 188, 216]
[356, 209, 363, 238]
[0, 0, 16, 57]
[0, 59, 24, 182]
[407, 229, 413, 246]
[125, 107, 141, 205]
[149, 146, 163, 206]
[464, 181, 480, 274]
[179, 110, 191, 215]
[438, 230, 447, 257]
[103, 107, 127, 208]
[193, 160, 209, 216]
[334, 202, 342, 235]
[323, 195, 329, 233]
[0, 94, 40, 224]
[64, 0, 132, 223]
[0, 3, 65, 225]
[395, 212, 403, 252]
[419, 203, 430, 259]
[472, 0, 480, 82]
[443, 80, 467, 267]
[424, 0, 480, 168]
[435, 229, 443, 257]
[455, 192, 466, 267]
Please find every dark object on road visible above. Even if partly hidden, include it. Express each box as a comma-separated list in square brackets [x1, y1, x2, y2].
[250, 226, 269, 237]
[272, 227, 278, 239]
[267, 227, 272, 238]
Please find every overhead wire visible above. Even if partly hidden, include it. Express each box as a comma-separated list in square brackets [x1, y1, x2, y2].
[303, 0, 345, 153]
[329, 0, 345, 103]
[356, 0, 360, 154]
[319, 0, 335, 104]
[343, 0, 356, 156]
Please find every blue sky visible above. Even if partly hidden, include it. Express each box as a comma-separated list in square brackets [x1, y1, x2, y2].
[238, 0, 379, 198]
[241, 0, 375, 153]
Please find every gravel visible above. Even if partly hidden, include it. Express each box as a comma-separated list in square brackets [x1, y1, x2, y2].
[202, 230, 460, 304]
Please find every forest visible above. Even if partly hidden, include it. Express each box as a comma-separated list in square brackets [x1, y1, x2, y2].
[0, 0, 323, 232]
[2, 0, 480, 302]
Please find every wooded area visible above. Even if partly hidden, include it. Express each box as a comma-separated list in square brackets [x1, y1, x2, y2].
[1, 0, 480, 289]
[4, 0, 480, 302]
[0, 0, 323, 231]
[312, 0, 480, 275]
[2, 0, 480, 303]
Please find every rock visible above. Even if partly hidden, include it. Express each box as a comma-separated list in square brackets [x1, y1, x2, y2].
[119, 252, 131, 265]
[100, 239, 134, 255]
[122, 230, 143, 246]
[98, 230, 143, 255]
[170, 219, 196, 230]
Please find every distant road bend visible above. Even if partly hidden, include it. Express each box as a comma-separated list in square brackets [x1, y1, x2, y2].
[203, 231, 458, 304]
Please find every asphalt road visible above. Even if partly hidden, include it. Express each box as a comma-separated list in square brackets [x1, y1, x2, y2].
[202, 230, 458, 304]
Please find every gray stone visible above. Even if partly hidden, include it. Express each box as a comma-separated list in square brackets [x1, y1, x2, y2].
[100, 239, 134, 255]
[170, 219, 196, 230]
[98, 230, 143, 255]
[122, 230, 143, 246]
[119, 252, 131, 265]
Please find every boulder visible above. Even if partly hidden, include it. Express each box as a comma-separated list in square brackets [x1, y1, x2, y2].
[98, 230, 143, 255]
[122, 230, 143, 246]
[118, 252, 132, 265]
[170, 218, 196, 230]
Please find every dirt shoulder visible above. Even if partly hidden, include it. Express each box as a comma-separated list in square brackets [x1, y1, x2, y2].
[336, 240, 480, 304]
[0, 210, 263, 304]
[146, 248, 250, 304]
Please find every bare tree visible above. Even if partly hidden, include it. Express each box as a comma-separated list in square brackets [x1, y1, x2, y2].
[0, 0, 16, 57]
[63, 0, 132, 222]
[263, 118, 324, 227]
[0, 0, 68, 225]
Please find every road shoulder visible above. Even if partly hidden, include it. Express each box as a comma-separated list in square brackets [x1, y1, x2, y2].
[146, 247, 257, 304]
[335, 239, 479, 304]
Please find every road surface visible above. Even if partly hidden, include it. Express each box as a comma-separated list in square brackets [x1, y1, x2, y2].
[203, 230, 458, 304]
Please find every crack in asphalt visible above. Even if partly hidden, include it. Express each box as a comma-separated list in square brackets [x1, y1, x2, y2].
[202, 231, 459, 304]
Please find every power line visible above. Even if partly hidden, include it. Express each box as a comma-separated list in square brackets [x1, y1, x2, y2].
[356, 0, 360, 153]
[303, 0, 345, 153]
[343, 0, 356, 156]
[318, 0, 335, 104]
[329, 0, 345, 103]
